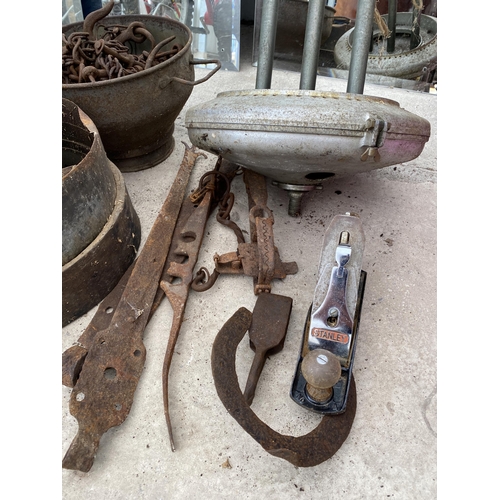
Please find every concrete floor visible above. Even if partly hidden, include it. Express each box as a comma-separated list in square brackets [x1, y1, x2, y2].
[62, 25, 437, 499]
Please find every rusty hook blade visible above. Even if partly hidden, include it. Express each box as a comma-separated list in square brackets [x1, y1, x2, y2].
[191, 266, 220, 292]
[145, 36, 176, 69]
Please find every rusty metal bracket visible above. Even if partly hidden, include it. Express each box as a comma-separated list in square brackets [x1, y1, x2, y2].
[193, 168, 298, 294]
[160, 191, 213, 452]
[62, 143, 204, 472]
[159, 159, 239, 452]
[62, 262, 135, 389]
[211, 307, 357, 468]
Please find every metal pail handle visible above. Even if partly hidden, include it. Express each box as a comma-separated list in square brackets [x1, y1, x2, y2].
[170, 59, 222, 86]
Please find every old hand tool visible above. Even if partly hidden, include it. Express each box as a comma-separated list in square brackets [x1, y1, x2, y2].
[160, 158, 239, 451]
[243, 293, 292, 405]
[211, 307, 357, 468]
[62, 220, 192, 389]
[62, 143, 204, 472]
[290, 213, 366, 414]
[161, 191, 212, 452]
[203, 169, 360, 465]
[192, 168, 298, 294]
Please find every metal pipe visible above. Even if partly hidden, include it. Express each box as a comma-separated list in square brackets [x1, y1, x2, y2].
[299, 0, 326, 90]
[410, 4, 422, 50]
[346, 0, 377, 95]
[255, 0, 280, 89]
[387, 0, 397, 53]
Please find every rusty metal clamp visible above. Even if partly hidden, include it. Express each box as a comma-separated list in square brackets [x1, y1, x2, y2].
[211, 307, 357, 468]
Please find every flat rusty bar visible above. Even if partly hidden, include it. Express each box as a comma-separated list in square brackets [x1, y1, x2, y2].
[160, 190, 213, 451]
[62, 143, 204, 472]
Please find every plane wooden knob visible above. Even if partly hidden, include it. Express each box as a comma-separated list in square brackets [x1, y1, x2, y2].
[301, 349, 341, 403]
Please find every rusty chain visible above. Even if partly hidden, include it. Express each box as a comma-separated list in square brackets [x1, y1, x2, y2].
[62, 2, 183, 84]
[190, 160, 247, 292]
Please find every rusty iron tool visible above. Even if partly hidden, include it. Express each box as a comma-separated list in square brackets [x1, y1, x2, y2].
[159, 157, 240, 451]
[211, 307, 357, 467]
[244, 168, 276, 294]
[160, 191, 212, 452]
[81, 0, 114, 40]
[62, 244, 183, 389]
[243, 293, 293, 405]
[192, 169, 298, 294]
[62, 159, 237, 394]
[62, 143, 205, 472]
[243, 168, 268, 221]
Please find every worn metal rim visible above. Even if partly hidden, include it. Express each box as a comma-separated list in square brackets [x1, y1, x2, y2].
[354, 13, 437, 57]
[185, 87, 431, 186]
[62, 99, 118, 265]
[62, 15, 193, 90]
[62, 159, 141, 326]
[213, 89, 400, 106]
[62, 161, 132, 270]
[334, 13, 437, 79]
[116, 128, 175, 173]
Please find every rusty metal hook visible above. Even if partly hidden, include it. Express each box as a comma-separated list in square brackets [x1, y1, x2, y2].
[191, 266, 220, 292]
[145, 35, 176, 69]
[114, 21, 151, 45]
[82, 0, 114, 40]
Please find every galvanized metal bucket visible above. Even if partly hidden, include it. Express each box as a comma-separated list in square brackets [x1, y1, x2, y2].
[62, 15, 220, 172]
